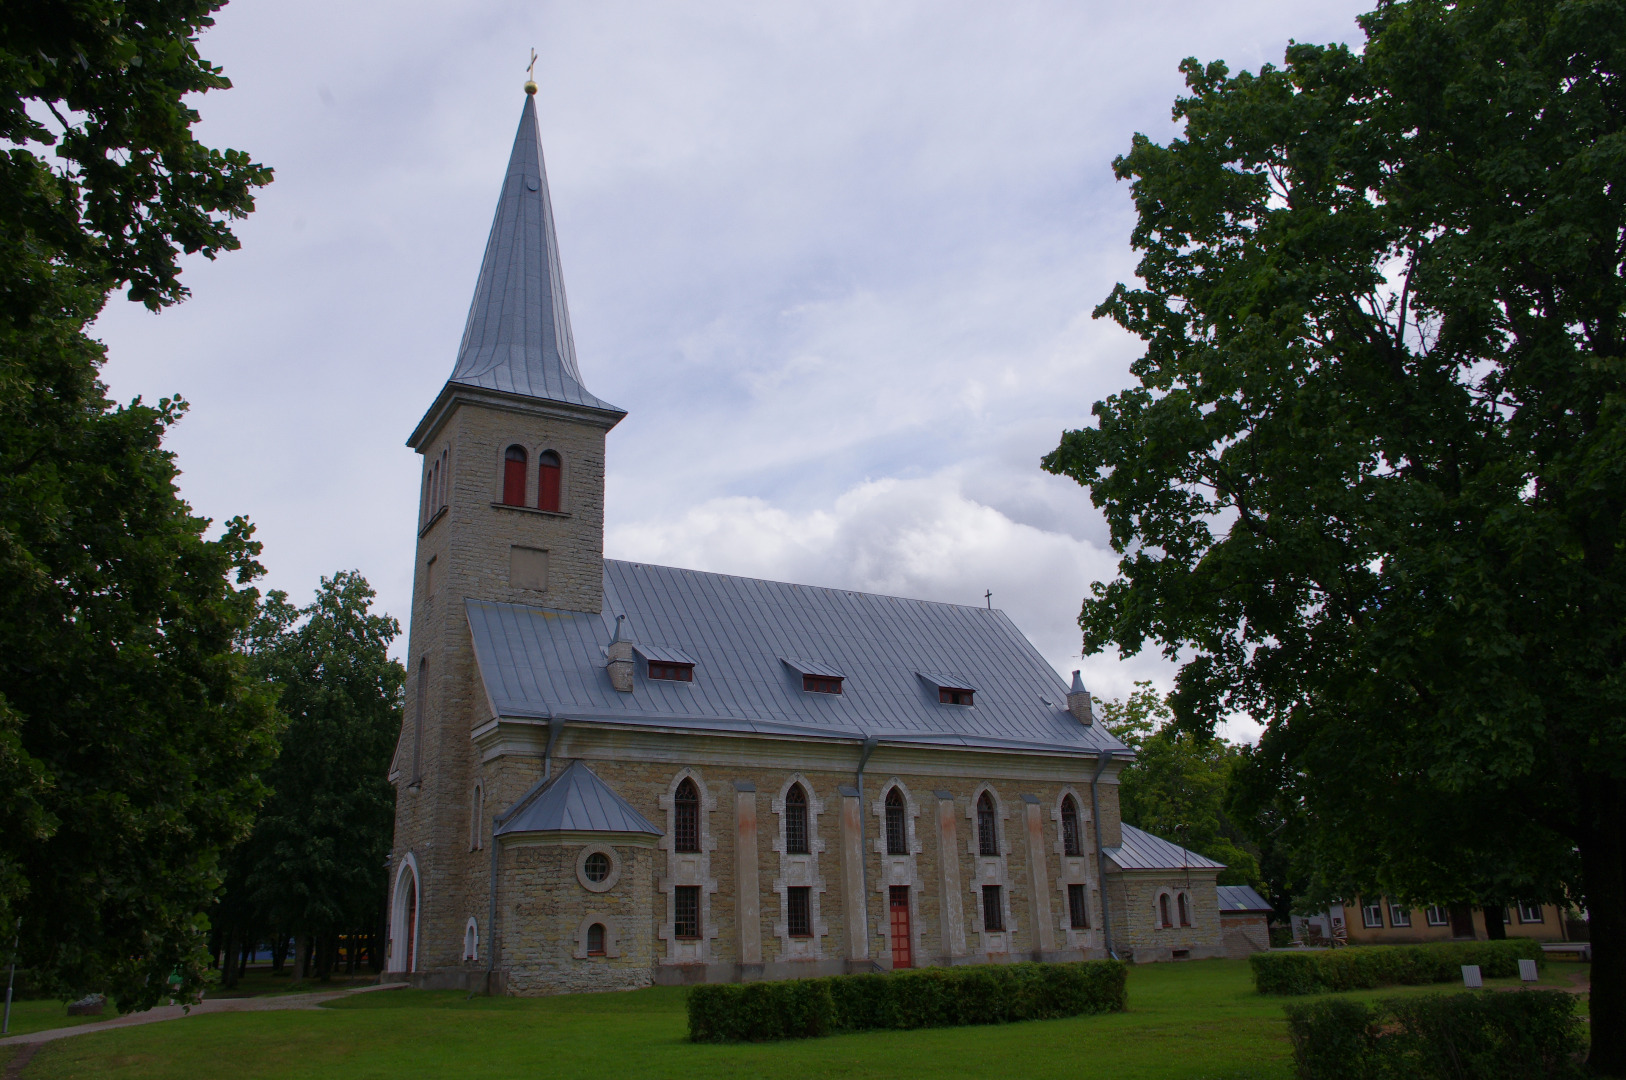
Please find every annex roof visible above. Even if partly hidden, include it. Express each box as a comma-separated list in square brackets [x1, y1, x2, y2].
[495, 759, 661, 837]
[465, 559, 1129, 757]
[442, 92, 622, 416]
[1216, 885, 1272, 913]
[1103, 823, 1227, 873]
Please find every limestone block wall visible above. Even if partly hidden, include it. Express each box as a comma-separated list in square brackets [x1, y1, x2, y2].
[1105, 870, 1224, 962]
[1221, 912, 1270, 958]
[500, 842, 655, 994]
[476, 750, 1118, 991]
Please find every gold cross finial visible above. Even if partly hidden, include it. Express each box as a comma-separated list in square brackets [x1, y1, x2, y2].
[524, 49, 538, 95]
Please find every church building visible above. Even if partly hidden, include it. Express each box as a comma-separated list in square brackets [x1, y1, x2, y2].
[386, 85, 1230, 993]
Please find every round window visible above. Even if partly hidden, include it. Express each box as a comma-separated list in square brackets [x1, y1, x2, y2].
[584, 851, 611, 883]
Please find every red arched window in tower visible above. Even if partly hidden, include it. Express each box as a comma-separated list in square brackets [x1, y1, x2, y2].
[674, 778, 700, 853]
[502, 445, 527, 506]
[537, 450, 561, 513]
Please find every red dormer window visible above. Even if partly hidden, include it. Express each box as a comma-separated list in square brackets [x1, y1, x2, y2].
[648, 661, 694, 682]
[537, 450, 561, 512]
[502, 445, 527, 506]
[939, 687, 974, 706]
[803, 675, 843, 695]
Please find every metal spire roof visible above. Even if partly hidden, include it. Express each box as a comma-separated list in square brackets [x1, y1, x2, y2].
[445, 91, 622, 415]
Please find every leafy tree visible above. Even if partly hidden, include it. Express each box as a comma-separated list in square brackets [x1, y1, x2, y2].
[1042, 0, 1625, 1067]
[234, 573, 403, 981]
[1098, 682, 1263, 891]
[0, 1, 274, 1010]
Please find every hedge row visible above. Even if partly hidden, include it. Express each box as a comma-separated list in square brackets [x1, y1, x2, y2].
[1285, 991, 1582, 1079]
[687, 960, 1127, 1042]
[1252, 939, 1544, 995]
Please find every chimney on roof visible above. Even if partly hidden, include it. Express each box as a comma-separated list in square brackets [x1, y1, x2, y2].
[607, 615, 634, 693]
[1067, 670, 1093, 726]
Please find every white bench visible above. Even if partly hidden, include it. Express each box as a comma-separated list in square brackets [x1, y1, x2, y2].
[1542, 942, 1592, 962]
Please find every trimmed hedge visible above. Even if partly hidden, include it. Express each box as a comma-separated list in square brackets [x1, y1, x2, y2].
[1284, 990, 1582, 1080]
[1252, 939, 1543, 995]
[687, 960, 1127, 1042]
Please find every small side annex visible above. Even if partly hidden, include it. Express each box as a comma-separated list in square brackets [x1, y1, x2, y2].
[1102, 824, 1227, 963]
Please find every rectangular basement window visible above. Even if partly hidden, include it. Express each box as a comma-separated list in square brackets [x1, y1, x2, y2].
[802, 674, 843, 694]
[788, 886, 812, 937]
[674, 886, 701, 939]
[648, 661, 694, 682]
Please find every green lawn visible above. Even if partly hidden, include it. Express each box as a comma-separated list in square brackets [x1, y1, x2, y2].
[15, 958, 1591, 1080]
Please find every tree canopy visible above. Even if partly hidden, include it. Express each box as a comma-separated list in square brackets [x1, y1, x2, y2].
[0, 0, 275, 1010]
[1098, 682, 1263, 893]
[1042, 0, 1626, 1067]
[220, 573, 403, 982]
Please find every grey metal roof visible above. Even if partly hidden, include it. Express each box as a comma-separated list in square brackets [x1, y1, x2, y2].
[1103, 823, 1227, 872]
[918, 670, 978, 692]
[464, 559, 1129, 756]
[1216, 885, 1272, 913]
[781, 657, 845, 678]
[444, 93, 623, 416]
[634, 642, 696, 665]
[495, 759, 661, 837]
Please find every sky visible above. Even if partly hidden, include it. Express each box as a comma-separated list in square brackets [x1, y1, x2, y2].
[91, 0, 1373, 741]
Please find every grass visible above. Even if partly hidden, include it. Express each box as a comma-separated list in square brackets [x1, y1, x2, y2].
[0, 998, 118, 1038]
[15, 958, 1591, 1080]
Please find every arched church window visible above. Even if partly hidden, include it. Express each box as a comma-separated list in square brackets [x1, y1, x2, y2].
[586, 922, 606, 956]
[1061, 795, 1083, 857]
[674, 778, 700, 853]
[502, 445, 527, 506]
[537, 450, 562, 513]
[1160, 893, 1173, 928]
[1178, 892, 1191, 927]
[977, 792, 998, 857]
[784, 784, 809, 854]
[885, 789, 907, 856]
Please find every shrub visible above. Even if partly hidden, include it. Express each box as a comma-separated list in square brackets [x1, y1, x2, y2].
[687, 960, 1127, 1042]
[1252, 939, 1543, 995]
[1285, 990, 1582, 1080]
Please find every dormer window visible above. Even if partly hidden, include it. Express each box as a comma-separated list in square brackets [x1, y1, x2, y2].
[502, 445, 527, 506]
[803, 675, 843, 695]
[648, 661, 694, 682]
[537, 450, 561, 512]
[939, 686, 974, 706]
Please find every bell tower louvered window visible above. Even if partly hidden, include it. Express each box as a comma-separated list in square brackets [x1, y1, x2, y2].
[674, 778, 700, 853]
[537, 449, 561, 512]
[502, 445, 527, 506]
[885, 789, 907, 856]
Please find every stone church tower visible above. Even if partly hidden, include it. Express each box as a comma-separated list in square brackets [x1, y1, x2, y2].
[388, 83, 624, 976]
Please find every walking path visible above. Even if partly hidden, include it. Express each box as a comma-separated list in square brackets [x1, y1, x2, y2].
[0, 981, 403, 1049]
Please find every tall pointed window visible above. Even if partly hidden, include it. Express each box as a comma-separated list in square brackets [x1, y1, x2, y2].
[885, 789, 907, 856]
[502, 445, 527, 506]
[537, 450, 561, 512]
[784, 784, 809, 855]
[1178, 892, 1191, 927]
[674, 778, 700, 853]
[977, 792, 998, 856]
[1061, 795, 1083, 857]
[411, 659, 427, 785]
[1160, 893, 1173, 928]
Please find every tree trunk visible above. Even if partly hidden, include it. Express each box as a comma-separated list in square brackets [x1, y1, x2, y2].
[220, 924, 239, 990]
[1481, 906, 1507, 941]
[238, 938, 251, 979]
[293, 934, 309, 983]
[1580, 778, 1626, 1077]
[271, 932, 288, 975]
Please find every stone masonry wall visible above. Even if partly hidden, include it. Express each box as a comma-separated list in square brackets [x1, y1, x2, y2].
[1105, 870, 1224, 962]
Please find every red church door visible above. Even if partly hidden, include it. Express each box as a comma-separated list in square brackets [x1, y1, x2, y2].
[890, 886, 912, 968]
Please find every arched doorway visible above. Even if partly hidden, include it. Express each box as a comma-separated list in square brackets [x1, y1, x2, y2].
[391, 858, 420, 973]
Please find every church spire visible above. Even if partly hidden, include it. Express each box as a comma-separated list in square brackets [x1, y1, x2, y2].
[444, 90, 621, 416]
